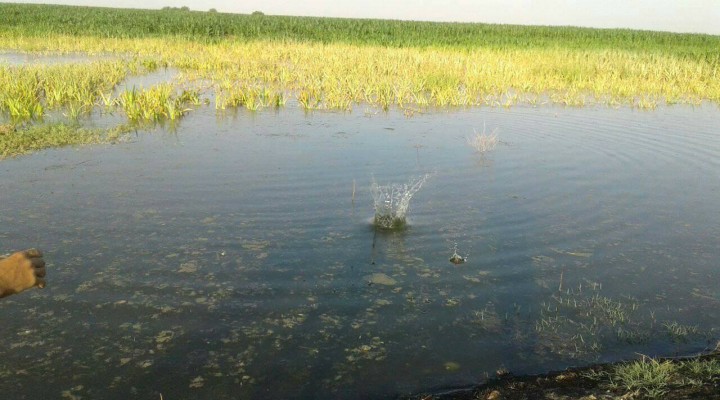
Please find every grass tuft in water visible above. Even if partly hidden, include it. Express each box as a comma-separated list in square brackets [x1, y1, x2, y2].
[663, 321, 701, 343]
[118, 84, 198, 122]
[370, 174, 429, 230]
[466, 123, 498, 153]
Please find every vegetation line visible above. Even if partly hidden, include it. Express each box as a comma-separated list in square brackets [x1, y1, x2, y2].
[2, 3, 718, 55]
[416, 350, 720, 400]
[0, 3, 719, 156]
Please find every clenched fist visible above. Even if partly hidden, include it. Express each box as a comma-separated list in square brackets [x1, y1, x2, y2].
[0, 249, 46, 299]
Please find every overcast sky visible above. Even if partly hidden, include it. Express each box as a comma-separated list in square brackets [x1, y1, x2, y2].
[7, 0, 720, 35]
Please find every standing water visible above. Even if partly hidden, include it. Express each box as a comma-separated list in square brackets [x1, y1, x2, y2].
[1, 103, 719, 399]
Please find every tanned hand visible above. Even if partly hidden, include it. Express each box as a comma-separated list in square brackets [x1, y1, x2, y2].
[0, 249, 46, 299]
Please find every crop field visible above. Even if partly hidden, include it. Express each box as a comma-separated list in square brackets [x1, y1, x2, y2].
[0, 3, 719, 156]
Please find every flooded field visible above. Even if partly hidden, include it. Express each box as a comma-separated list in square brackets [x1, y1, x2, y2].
[0, 51, 118, 66]
[1, 102, 719, 399]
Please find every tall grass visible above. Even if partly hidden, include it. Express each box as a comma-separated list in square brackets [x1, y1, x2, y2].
[0, 3, 719, 156]
[118, 84, 198, 122]
[0, 4, 718, 113]
[3, 35, 717, 111]
[0, 61, 128, 122]
[1, 3, 718, 59]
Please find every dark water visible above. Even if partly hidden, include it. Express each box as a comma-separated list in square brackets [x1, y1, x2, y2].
[1, 104, 719, 399]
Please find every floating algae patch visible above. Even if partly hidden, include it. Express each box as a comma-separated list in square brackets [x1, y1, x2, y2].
[364, 273, 398, 286]
[0, 122, 104, 158]
[444, 361, 461, 371]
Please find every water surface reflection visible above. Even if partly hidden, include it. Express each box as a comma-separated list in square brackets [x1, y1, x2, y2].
[1, 104, 719, 399]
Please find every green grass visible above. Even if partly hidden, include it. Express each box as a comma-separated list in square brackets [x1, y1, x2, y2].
[0, 3, 719, 157]
[664, 321, 701, 343]
[118, 84, 199, 122]
[1, 2, 718, 59]
[611, 357, 678, 398]
[0, 61, 130, 122]
[583, 355, 720, 399]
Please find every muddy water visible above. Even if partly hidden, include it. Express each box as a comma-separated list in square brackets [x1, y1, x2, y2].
[1, 104, 719, 399]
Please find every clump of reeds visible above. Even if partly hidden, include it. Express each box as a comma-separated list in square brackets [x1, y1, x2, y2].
[215, 80, 285, 111]
[466, 124, 498, 153]
[118, 84, 198, 122]
[370, 174, 429, 230]
[0, 61, 127, 122]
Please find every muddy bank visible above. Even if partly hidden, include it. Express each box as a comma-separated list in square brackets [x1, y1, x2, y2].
[405, 348, 720, 400]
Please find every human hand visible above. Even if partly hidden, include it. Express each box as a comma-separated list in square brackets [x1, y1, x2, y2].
[0, 248, 46, 298]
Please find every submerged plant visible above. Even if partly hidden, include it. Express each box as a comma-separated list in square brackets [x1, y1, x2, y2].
[370, 174, 429, 230]
[0, 122, 102, 158]
[663, 321, 700, 343]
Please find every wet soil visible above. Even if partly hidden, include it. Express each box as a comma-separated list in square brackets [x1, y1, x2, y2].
[404, 350, 720, 400]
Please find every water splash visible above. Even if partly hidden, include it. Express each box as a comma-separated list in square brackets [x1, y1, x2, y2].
[370, 174, 429, 230]
[449, 243, 467, 264]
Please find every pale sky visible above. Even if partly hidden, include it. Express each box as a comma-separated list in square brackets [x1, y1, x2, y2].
[6, 0, 720, 35]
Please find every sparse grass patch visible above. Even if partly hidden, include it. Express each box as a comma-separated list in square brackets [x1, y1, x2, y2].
[535, 285, 645, 360]
[663, 321, 701, 343]
[580, 355, 720, 399]
[466, 124, 498, 153]
[610, 357, 677, 398]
